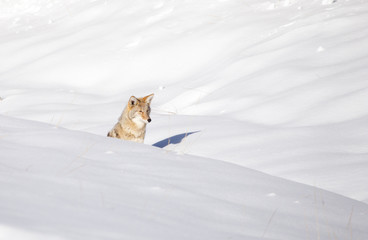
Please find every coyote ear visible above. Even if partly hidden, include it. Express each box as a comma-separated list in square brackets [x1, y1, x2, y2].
[143, 93, 154, 104]
[129, 96, 139, 106]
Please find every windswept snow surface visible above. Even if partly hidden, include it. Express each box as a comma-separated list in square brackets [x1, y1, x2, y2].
[1, 0, 368, 239]
[1, 115, 368, 240]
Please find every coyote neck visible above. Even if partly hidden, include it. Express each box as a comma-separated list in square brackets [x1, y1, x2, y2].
[115, 108, 146, 143]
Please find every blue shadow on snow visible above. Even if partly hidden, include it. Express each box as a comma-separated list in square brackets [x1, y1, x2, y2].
[152, 131, 200, 148]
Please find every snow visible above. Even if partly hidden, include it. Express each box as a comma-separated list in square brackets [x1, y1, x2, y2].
[1, 115, 368, 239]
[1, 0, 368, 239]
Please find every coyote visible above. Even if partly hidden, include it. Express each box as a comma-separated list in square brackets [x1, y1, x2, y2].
[107, 94, 154, 143]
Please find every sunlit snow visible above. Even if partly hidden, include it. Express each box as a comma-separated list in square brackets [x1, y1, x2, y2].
[1, 0, 368, 239]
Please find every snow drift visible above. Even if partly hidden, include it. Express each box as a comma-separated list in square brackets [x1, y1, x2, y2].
[1, 115, 367, 239]
[1, 0, 368, 239]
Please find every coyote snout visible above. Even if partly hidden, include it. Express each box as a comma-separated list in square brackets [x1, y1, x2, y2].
[107, 93, 154, 143]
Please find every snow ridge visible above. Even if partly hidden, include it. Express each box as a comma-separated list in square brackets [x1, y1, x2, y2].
[1, 0, 368, 239]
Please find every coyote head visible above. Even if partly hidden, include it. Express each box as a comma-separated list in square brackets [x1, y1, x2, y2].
[128, 93, 154, 125]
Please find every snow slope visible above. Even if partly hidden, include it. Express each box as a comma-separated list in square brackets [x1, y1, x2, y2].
[1, 0, 368, 239]
[1, 115, 368, 240]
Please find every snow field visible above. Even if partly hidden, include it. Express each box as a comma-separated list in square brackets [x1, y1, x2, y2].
[1, 115, 368, 239]
[1, 0, 368, 239]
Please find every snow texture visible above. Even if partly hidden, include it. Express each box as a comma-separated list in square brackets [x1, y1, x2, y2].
[1, 0, 368, 239]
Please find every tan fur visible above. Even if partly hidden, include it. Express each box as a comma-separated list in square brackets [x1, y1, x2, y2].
[107, 94, 154, 143]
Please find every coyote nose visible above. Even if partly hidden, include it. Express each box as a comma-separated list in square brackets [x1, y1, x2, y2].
[148, 118, 151, 123]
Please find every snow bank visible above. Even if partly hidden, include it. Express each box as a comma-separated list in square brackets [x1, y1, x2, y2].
[1, 115, 367, 239]
[1, 0, 368, 238]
